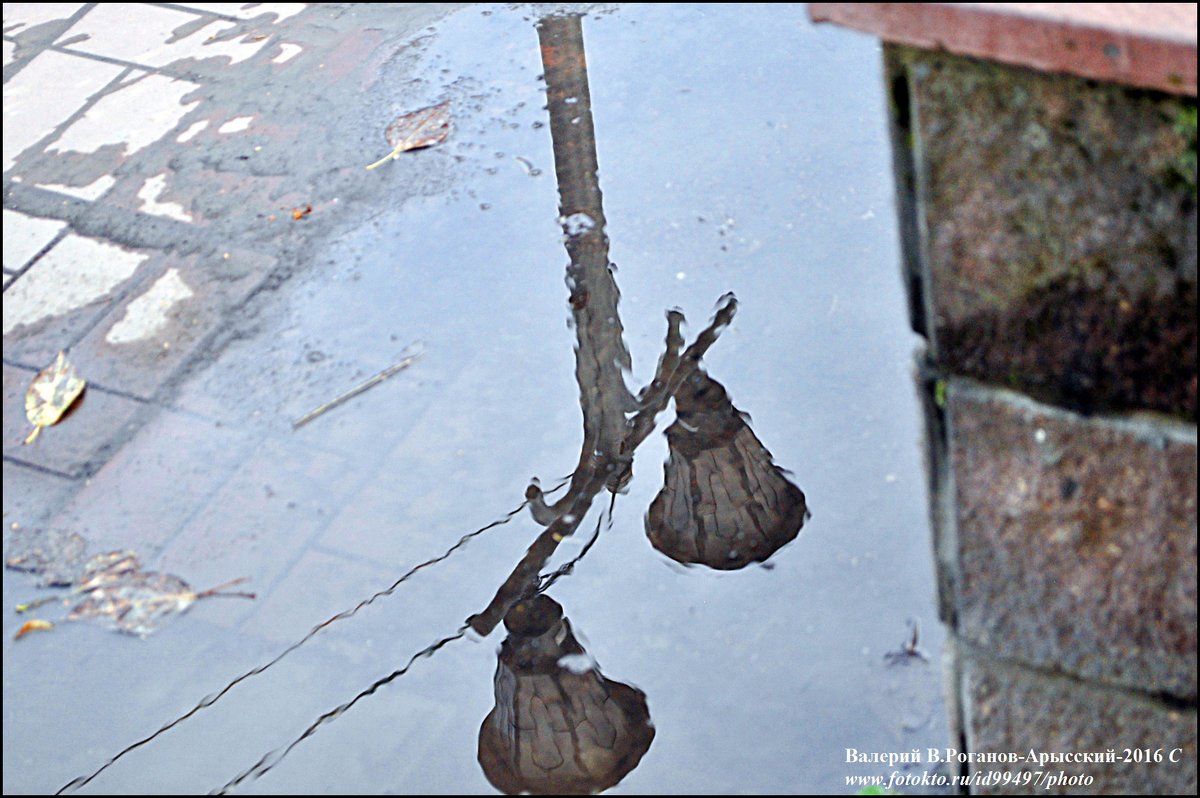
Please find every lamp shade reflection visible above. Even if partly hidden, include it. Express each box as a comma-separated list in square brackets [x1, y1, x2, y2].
[477, 595, 654, 795]
[646, 370, 809, 569]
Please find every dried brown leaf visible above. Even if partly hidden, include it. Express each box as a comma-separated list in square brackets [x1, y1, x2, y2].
[68, 572, 254, 637]
[69, 571, 198, 637]
[366, 100, 451, 170]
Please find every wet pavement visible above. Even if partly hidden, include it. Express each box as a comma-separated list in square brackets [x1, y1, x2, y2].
[4, 4, 948, 794]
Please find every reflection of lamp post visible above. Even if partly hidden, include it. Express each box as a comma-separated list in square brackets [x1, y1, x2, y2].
[646, 370, 810, 569]
[478, 595, 654, 795]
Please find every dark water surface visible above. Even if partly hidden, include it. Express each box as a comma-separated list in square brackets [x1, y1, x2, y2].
[4, 4, 946, 794]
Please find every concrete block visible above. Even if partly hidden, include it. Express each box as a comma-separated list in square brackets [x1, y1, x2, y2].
[893, 48, 1197, 418]
[2, 460, 77, 530]
[961, 650, 1197, 794]
[948, 382, 1197, 701]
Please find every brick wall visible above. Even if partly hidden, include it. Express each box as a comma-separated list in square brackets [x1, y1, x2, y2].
[887, 46, 1197, 793]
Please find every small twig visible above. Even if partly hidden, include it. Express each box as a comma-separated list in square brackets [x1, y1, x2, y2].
[16, 596, 61, 613]
[293, 347, 421, 429]
[195, 578, 256, 601]
[885, 618, 929, 665]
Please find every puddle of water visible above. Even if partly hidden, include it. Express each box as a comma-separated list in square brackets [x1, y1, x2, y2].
[6, 5, 947, 795]
[267, 6, 945, 794]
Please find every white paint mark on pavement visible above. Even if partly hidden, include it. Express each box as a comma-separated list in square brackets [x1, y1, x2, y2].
[273, 42, 302, 63]
[177, 119, 210, 143]
[218, 116, 254, 134]
[106, 268, 194, 344]
[137, 174, 193, 222]
[57, 4, 268, 68]
[36, 175, 117, 201]
[174, 4, 307, 24]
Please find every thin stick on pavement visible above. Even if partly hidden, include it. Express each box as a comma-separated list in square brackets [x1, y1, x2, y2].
[292, 345, 422, 429]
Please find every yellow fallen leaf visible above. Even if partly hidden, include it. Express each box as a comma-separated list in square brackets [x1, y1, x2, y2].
[24, 351, 86, 444]
[15, 619, 54, 640]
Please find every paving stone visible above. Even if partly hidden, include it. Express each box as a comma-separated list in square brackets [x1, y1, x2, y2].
[174, 4, 307, 24]
[1, 49, 124, 172]
[42, 408, 252, 555]
[1, 4, 85, 33]
[1, 210, 65, 270]
[949, 382, 1197, 701]
[158, 437, 359, 629]
[891, 48, 1197, 418]
[961, 651, 1197, 794]
[2, 233, 154, 365]
[68, 248, 273, 400]
[2, 234, 150, 335]
[56, 3, 268, 69]
[236, 548, 402, 646]
[47, 72, 202, 161]
[2, 362, 144, 478]
[2, 459, 79, 530]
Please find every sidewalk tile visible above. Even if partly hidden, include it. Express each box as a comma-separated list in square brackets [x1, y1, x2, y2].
[2, 50, 124, 172]
[236, 548, 398, 645]
[1, 210, 65, 270]
[56, 4, 269, 68]
[158, 438, 358, 628]
[2, 363, 144, 478]
[48, 73, 201, 161]
[68, 248, 273, 400]
[174, 4, 307, 24]
[42, 408, 252, 554]
[1, 4, 85, 33]
[3, 460, 78, 530]
[2, 234, 152, 363]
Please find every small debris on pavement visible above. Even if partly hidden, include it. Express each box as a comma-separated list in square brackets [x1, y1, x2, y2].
[884, 618, 929, 665]
[6, 528, 89, 587]
[293, 345, 422, 429]
[68, 572, 255, 637]
[291, 204, 313, 220]
[5, 528, 254, 638]
[365, 100, 452, 170]
[24, 351, 86, 445]
[14, 619, 54, 641]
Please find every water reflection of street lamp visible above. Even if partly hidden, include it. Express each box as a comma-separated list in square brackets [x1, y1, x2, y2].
[646, 370, 810, 569]
[478, 595, 654, 795]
